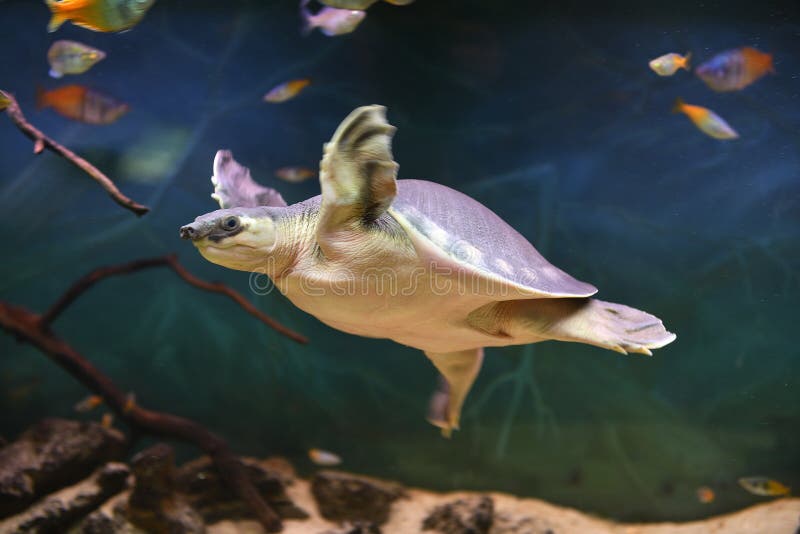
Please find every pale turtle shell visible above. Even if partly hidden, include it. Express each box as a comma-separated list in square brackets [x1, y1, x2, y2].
[389, 179, 598, 299]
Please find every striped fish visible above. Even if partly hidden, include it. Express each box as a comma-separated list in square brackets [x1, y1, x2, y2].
[44, 0, 156, 33]
[37, 85, 130, 125]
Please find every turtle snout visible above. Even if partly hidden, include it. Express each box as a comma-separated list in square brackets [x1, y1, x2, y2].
[180, 223, 200, 240]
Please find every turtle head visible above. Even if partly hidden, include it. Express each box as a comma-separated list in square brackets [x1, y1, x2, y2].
[180, 207, 280, 273]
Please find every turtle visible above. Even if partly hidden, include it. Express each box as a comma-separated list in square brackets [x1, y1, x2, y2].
[180, 105, 676, 436]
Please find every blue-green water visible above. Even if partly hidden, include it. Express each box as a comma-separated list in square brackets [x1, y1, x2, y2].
[0, 0, 798, 523]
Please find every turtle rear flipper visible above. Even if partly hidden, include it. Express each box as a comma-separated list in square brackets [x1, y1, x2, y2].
[211, 150, 286, 209]
[500, 298, 676, 355]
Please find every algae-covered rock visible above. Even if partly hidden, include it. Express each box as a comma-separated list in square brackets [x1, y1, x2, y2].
[0, 462, 129, 533]
[127, 443, 205, 534]
[422, 495, 494, 534]
[175, 455, 307, 522]
[311, 470, 405, 525]
[0, 418, 126, 518]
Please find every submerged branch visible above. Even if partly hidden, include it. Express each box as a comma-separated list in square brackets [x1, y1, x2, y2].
[0, 254, 311, 531]
[39, 254, 308, 344]
[0, 90, 149, 216]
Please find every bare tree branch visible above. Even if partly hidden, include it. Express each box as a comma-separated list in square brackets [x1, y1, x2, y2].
[0, 254, 311, 531]
[0, 90, 149, 216]
[39, 255, 308, 344]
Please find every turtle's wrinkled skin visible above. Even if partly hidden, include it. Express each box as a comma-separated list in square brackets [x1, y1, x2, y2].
[180, 106, 676, 436]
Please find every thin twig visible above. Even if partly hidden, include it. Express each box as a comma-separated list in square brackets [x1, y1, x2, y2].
[0, 90, 149, 216]
[39, 255, 308, 344]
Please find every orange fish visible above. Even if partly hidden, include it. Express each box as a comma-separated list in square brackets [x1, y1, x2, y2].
[123, 393, 136, 414]
[696, 47, 774, 92]
[672, 98, 738, 140]
[44, 0, 156, 33]
[74, 394, 104, 412]
[263, 79, 311, 103]
[37, 85, 129, 125]
[696, 486, 715, 503]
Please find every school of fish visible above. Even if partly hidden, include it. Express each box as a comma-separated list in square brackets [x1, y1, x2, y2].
[649, 45, 774, 139]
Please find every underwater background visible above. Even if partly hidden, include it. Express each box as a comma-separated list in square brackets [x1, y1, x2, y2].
[0, 0, 798, 524]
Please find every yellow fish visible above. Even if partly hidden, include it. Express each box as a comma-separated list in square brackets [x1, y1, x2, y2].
[44, 0, 156, 33]
[101, 412, 114, 429]
[47, 40, 106, 78]
[308, 448, 342, 466]
[263, 79, 311, 103]
[738, 476, 790, 497]
[0, 91, 10, 111]
[649, 52, 691, 76]
[672, 98, 738, 140]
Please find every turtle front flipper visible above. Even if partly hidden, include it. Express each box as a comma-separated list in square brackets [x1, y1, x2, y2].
[424, 348, 484, 438]
[210, 150, 287, 209]
[317, 106, 399, 255]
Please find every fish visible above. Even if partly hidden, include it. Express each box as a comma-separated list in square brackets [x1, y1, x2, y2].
[738, 476, 791, 497]
[672, 98, 738, 140]
[263, 79, 312, 103]
[318, 0, 414, 8]
[696, 486, 715, 503]
[47, 40, 107, 78]
[696, 47, 774, 92]
[119, 126, 191, 183]
[648, 52, 691, 76]
[74, 394, 104, 412]
[275, 166, 316, 183]
[308, 448, 342, 466]
[101, 412, 114, 429]
[37, 85, 130, 125]
[0, 91, 10, 111]
[123, 393, 136, 413]
[44, 0, 156, 33]
[300, 0, 366, 37]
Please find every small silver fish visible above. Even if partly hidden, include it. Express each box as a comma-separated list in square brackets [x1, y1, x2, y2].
[309, 448, 342, 466]
[648, 52, 691, 76]
[47, 40, 107, 78]
[301, 0, 366, 37]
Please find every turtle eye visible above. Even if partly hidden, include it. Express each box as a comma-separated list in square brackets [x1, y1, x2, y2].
[221, 216, 240, 231]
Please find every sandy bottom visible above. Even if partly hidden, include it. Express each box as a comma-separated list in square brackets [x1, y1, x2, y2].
[208, 476, 800, 534]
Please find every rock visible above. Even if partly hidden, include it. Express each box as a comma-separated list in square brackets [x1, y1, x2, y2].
[0, 418, 126, 518]
[127, 443, 205, 534]
[78, 492, 138, 534]
[422, 495, 493, 534]
[175, 455, 307, 522]
[319, 521, 383, 534]
[490, 512, 555, 534]
[0, 462, 129, 533]
[311, 470, 405, 525]
[259, 456, 296, 485]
